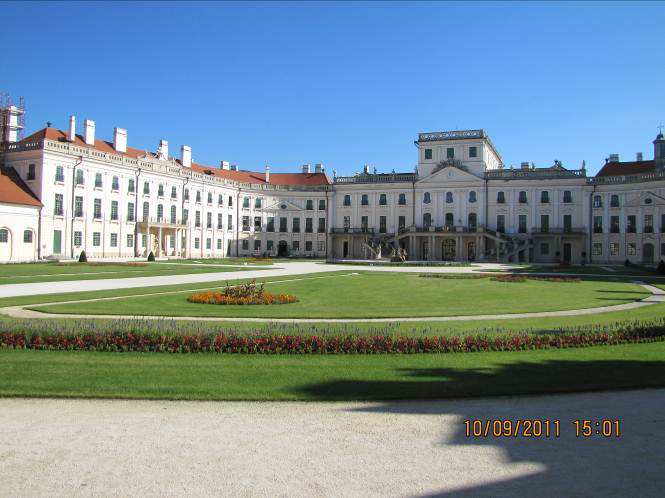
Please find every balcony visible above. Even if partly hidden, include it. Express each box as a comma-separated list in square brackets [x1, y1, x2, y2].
[138, 217, 187, 228]
[331, 227, 375, 234]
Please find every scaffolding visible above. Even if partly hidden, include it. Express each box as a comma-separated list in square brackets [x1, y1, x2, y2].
[0, 93, 26, 144]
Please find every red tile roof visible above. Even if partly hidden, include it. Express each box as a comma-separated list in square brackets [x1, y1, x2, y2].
[596, 160, 656, 177]
[19, 127, 331, 186]
[0, 166, 42, 207]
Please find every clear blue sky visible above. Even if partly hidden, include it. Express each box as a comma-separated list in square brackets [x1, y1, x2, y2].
[2, 1, 663, 175]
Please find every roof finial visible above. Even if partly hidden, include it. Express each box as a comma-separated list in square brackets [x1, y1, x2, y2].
[658, 123, 664, 134]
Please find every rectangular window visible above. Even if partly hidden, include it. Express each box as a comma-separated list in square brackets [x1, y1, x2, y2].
[92, 232, 101, 247]
[518, 215, 527, 233]
[74, 196, 83, 217]
[318, 241, 325, 252]
[128, 178, 135, 192]
[627, 215, 636, 233]
[292, 240, 300, 252]
[28, 164, 36, 181]
[110, 233, 118, 247]
[142, 234, 147, 247]
[206, 238, 212, 250]
[610, 216, 620, 233]
[243, 197, 250, 208]
[398, 193, 406, 205]
[242, 216, 250, 231]
[195, 211, 201, 228]
[446, 148, 454, 159]
[593, 242, 603, 256]
[644, 214, 654, 233]
[398, 216, 406, 231]
[95, 173, 103, 188]
[267, 217, 275, 232]
[172, 187, 178, 199]
[184, 189, 190, 201]
[254, 239, 261, 251]
[74, 231, 82, 247]
[379, 194, 387, 205]
[593, 216, 603, 233]
[563, 215, 572, 232]
[469, 146, 477, 158]
[497, 215, 505, 233]
[218, 194, 223, 206]
[497, 191, 505, 204]
[361, 216, 369, 231]
[54, 193, 64, 216]
[207, 192, 213, 204]
[254, 216, 262, 231]
[241, 239, 248, 251]
[343, 216, 351, 230]
[111, 201, 118, 221]
[318, 199, 326, 210]
[218, 213, 223, 229]
[75, 169, 84, 186]
[143, 182, 150, 194]
[610, 242, 619, 256]
[55, 165, 65, 182]
[343, 195, 351, 206]
[170, 236, 175, 249]
[305, 218, 313, 233]
[519, 191, 527, 204]
[305, 241, 313, 252]
[540, 215, 549, 233]
[127, 234, 134, 248]
[292, 218, 300, 233]
[424, 148, 432, 160]
[627, 242, 636, 256]
[563, 191, 572, 203]
[228, 214, 233, 231]
[125, 202, 134, 222]
[195, 238, 200, 249]
[379, 216, 387, 233]
[206, 212, 212, 229]
[267, 240, 274, 252]
[540, 191, 549, 204]
[183, 209, 189, 224]
[306, 199, 313, 210]
[217, 239, 222, 250]
[196, 191, 201, 203]
[540, 243, 550, 256]
[318, 217, 326, 233]
[112, 176, 119, 191]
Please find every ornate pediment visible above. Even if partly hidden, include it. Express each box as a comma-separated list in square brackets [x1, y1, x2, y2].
[417, 163, 483, 185]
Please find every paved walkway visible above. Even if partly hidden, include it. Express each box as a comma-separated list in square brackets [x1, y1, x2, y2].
[1, 389, 663, 497]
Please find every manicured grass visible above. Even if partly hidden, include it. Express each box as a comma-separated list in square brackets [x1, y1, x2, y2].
[30, 272, 647, 318]
[488, 264, 661, 276]
[0, 261, 254, 284]
[1, 342, 664, 400]
[162, 258, 273, 266]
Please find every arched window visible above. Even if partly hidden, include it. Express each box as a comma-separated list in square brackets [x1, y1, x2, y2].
[170, 205, 177, 223]
[0, 229, 9, 243]
[157, 204, 164, 221]
[423, 212, 432, 228]
[468, 213, 477, 231]
[423, 192, 431, 204]
[361, 194, 369, 206]
[23, 230, 33, 243]
[468, 191, 477, 203]
[446, 192, 453, 203]
[142, 202, 149, 221]
[398, 193, 406, 205]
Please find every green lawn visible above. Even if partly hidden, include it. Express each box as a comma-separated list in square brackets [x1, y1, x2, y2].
[0, 261, 255, 284]
[161, 258, 274, 266]
[1, 342, 664, 400]
[29, 271, 647, 318]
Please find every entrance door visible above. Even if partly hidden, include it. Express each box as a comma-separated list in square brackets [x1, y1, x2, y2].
[643, 243, 655, 264]
[53, 230, 62, 255]
[563, 243, 572, 263]
[278, 240, 288, 257]
[442, 239, 455, 260]
[343, 241, 349, 258]
[467, 242, 476, 261]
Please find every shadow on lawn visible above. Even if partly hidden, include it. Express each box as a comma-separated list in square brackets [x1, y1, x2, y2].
[297, 359, 665, 497]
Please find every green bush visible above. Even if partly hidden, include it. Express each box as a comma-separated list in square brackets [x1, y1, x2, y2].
[147, 251, 155, 262]
[78, 251, 87, 263]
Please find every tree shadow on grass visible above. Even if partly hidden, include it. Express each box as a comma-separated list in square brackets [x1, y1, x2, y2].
[297, 359, 665, 497]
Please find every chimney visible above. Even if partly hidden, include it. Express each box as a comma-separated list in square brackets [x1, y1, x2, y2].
[83, 119, 95, 145]
[636, 152, 643, 162]
[113, 127, 127, 153]
[68, 115, 76, 142]
[520, 161, 530, 170]
[302, 164, 311, 174]
[181, 145, 192, 168]
[220, 160, 230, 170]
[609, 153, 620, 163]
[314, 163, 323, 173]
[363, 164, 370, 174]
[157, 139, 168, 160]
[265, 165, 270, 183]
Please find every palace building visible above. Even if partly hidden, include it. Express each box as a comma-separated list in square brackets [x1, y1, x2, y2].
[1, 106, 665, 265]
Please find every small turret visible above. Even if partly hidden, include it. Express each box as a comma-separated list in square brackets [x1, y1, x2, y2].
[654, 127, 665, 170]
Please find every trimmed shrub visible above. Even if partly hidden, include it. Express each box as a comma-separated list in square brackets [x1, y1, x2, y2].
[78, 251, 87, 263]
[147, 251, 155, 262]
[658, 260, 665, 275]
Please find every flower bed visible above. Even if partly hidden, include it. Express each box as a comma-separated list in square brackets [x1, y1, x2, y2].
[187, 280, 298, 305]
[2, 325, 664, 354]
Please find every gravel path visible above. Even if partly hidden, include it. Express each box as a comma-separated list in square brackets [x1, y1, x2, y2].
[1, 389, 663, 497]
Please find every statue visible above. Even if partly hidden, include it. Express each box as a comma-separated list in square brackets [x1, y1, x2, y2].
[362, 241, 383, 260]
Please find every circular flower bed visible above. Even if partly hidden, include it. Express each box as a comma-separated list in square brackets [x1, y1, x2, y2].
[188, 280, 298, 305]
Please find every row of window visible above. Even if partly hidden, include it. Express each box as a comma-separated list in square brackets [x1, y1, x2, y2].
[239, 239, 325, 253]
[0, 228, 34, 244]
[591, 241, 664, 257]
[341, 190, 575, 207]
[593, 214, 665, 234]
[424, 146, 478, 160]
[241, 216, 326, 233]
[592, 194, 655, 209]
